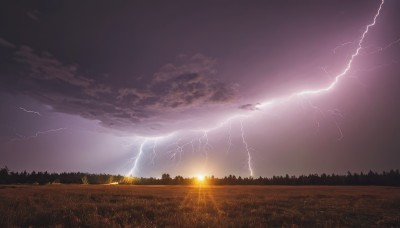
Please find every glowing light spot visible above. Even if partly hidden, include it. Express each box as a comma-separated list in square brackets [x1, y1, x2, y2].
[197, 175, 205, 182]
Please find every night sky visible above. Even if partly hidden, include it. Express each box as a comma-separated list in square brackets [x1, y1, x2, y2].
[1, 0, 399, 178]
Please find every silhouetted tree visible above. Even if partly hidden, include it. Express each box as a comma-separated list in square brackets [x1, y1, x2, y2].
[161, 173, 172, 184]
[0, 166, 9, 184]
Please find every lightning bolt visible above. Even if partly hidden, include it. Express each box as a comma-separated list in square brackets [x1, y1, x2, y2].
[333, 122, 344, 141]
[126, 138, 147, 177]
[19, 107, 41, 116]
[295, 0, 384, 96]
[240, 120, 253, 177]
[166, 138, 189, 161]
[126, 134, 176, 176]
[172, 138, 186, 162]
[8, 128, 66, 142]
[151, 139, 157, 165]
[255, 0, 384, 109]
[332, 41, 354, 54]
[200, 131, 212, 168]
[328, 109, 344, 141]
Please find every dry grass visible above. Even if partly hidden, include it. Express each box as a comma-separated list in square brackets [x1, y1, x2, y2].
[0, 185, 399, 227]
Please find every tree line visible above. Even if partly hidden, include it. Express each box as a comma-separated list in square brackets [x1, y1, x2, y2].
[0, 166, 399, 186]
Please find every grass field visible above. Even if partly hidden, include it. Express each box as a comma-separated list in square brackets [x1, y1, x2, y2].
[0, 185, 399, 227]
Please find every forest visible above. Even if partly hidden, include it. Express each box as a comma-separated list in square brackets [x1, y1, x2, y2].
[1, 166, 399, 186]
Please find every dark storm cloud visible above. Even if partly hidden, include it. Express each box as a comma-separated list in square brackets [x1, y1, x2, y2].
[149, 54, 238, 109]
[14, 46, 93, 87]
[1, 45, 238, 132]
[239, 103, 260, 111]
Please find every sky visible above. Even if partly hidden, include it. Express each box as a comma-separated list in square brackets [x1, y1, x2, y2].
[1, 0, 399, 178]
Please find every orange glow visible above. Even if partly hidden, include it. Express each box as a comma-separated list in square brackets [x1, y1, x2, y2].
[197, 175, 205, 182]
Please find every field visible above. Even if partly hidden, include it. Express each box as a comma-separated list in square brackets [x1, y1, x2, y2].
[0, 185, 399, 227]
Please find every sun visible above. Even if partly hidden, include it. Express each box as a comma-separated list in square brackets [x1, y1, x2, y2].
[197, 175, 205, 182]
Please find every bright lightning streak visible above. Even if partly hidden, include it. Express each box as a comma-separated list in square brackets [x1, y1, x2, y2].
[127, 139, 147, 177]
[126, 134, 175, 176]
[240, 120, 253, 177]
[151, 139, 157, 165]
[19, 107, 41, 116]
[256, 0, 385, 109]
[197, 114, 249, 133]
[294, 0, 384, 96]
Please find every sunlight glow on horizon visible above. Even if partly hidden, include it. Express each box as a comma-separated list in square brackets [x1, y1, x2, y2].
[197, 174, 205, 182]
